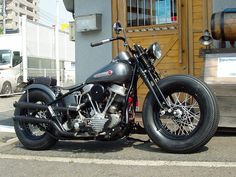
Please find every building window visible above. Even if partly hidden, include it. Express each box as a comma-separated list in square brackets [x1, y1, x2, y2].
[6, 10, 12, 15]
[27, 6, 33, 12]
[127, 0, 177, 27]
[6, 19, 13, 24]
[19, 3, 25, 9]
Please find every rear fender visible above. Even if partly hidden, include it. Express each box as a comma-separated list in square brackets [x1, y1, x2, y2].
[23, 84, 56, 100]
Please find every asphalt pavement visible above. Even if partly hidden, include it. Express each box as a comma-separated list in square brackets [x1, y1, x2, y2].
[0, 158, 235, 177]
[0, 96, 18, 126]
[0, 96, 236, 177]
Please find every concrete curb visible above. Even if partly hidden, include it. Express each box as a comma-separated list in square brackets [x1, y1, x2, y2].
[0, 137, 18, 147]
[0, 125, 15, 133]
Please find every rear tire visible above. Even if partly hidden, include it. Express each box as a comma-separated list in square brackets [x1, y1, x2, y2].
[14, 90, 58, 150]
[142, 75, 219, 153]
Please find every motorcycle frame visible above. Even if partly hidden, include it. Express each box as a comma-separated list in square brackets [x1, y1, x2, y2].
[14, 37, 171, 139]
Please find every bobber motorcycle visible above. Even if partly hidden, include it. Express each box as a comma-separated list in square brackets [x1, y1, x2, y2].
[13, 22, 219, 153]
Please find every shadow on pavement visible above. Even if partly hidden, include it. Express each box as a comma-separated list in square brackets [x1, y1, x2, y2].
[0, 111, 14, 126]
[16, 135, 208, 155]
[55, 139, 131, 153]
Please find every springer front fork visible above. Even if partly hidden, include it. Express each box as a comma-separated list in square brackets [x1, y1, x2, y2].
[138, 67, 183, 118]
[138, 67, 171, 110]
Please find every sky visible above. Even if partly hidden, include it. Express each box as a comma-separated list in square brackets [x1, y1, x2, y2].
[39, 0, 74, 27]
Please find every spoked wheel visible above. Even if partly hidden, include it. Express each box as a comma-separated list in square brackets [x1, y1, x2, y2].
[143, 75, 219, 153]
[160, 92, 201, 137]
[14, 90, 58, 150]
[20, 102, 48, 139]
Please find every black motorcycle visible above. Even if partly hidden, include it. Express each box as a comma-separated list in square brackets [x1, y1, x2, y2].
[13, 22, 219, 153]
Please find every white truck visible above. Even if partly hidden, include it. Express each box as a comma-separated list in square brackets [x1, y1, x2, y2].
[0, 34, 22, 94]
[0, 19, 75, 95]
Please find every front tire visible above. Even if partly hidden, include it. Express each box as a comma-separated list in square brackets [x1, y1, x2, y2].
[1, 82, 12, 94]
[142, 75, 219, 153]
[14, 90, 58, 150]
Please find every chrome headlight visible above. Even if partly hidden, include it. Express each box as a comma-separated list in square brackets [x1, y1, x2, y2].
[147, 42, 162, 63]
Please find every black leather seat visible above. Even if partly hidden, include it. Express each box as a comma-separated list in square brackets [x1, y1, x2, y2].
[57, 84, 82, 90]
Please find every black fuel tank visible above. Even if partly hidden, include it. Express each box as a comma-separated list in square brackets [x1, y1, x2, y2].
[86, 52, 133, 84]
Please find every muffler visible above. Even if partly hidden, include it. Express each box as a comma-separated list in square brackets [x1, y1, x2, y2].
[13, 115, 75, 138]
[13, 101, 83, 112]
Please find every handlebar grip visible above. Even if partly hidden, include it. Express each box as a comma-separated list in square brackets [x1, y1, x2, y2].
[91, 39, 112, 47]
[91, 41, 104, 47]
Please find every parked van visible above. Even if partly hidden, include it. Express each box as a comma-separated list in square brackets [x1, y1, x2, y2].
[0, 50, 22, 94]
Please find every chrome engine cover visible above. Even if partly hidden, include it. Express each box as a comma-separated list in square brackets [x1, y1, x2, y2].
[89, 113, 108, 133]
[108, 84, 126, 96]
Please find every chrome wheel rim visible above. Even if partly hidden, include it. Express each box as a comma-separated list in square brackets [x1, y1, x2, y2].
[160, 92, 201, 137]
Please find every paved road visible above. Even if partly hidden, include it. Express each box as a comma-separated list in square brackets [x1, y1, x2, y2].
[0, 96, 236, 177]
[0, 157, 235, 177]
[0, 96, 19, 127]
[0, 134, 236, 177]
[0, 96, 19, 112]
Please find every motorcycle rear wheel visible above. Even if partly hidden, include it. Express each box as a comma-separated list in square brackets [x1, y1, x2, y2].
[142, 75, 219, 153]
[14, 90, 58, 150]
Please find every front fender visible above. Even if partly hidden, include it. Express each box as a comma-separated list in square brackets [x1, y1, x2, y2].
[23, 84, 56, 100]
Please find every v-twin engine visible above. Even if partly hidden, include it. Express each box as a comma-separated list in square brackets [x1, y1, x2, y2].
[65, 84, 127, 135]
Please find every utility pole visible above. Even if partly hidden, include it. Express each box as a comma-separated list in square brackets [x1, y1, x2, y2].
[22, 16, 28, 82]
[2, 0, 6, 34]
[55, 0, 60, 86]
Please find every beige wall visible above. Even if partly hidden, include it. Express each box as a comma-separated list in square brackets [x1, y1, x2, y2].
[0, 0, 39, 30]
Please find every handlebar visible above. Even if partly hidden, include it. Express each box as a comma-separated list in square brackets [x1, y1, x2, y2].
[91, 39, 110, 47]
[90, 37, 126, 47]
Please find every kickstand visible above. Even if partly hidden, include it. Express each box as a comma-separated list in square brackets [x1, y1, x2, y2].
[134, 123, 146, 134]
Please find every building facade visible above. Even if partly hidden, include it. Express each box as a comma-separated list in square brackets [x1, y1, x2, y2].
[67, 0, 211, 107]
[0, 0, 39, 30]
[64, 0, 235, 107]
[74, 0, 112, 83]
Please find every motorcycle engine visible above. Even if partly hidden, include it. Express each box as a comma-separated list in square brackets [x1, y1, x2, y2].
[65, 84, 126, 135]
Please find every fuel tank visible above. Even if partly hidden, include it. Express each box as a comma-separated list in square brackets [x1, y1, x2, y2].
[86, 51, 133, 84]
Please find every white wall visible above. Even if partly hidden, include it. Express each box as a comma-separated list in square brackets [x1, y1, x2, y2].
[26, 21, 75, 62]
[0, 34, 22, 51]
[74, 0, 112, 83]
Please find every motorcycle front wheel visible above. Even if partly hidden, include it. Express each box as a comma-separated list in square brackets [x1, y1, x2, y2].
[142, 75, 219, 153]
